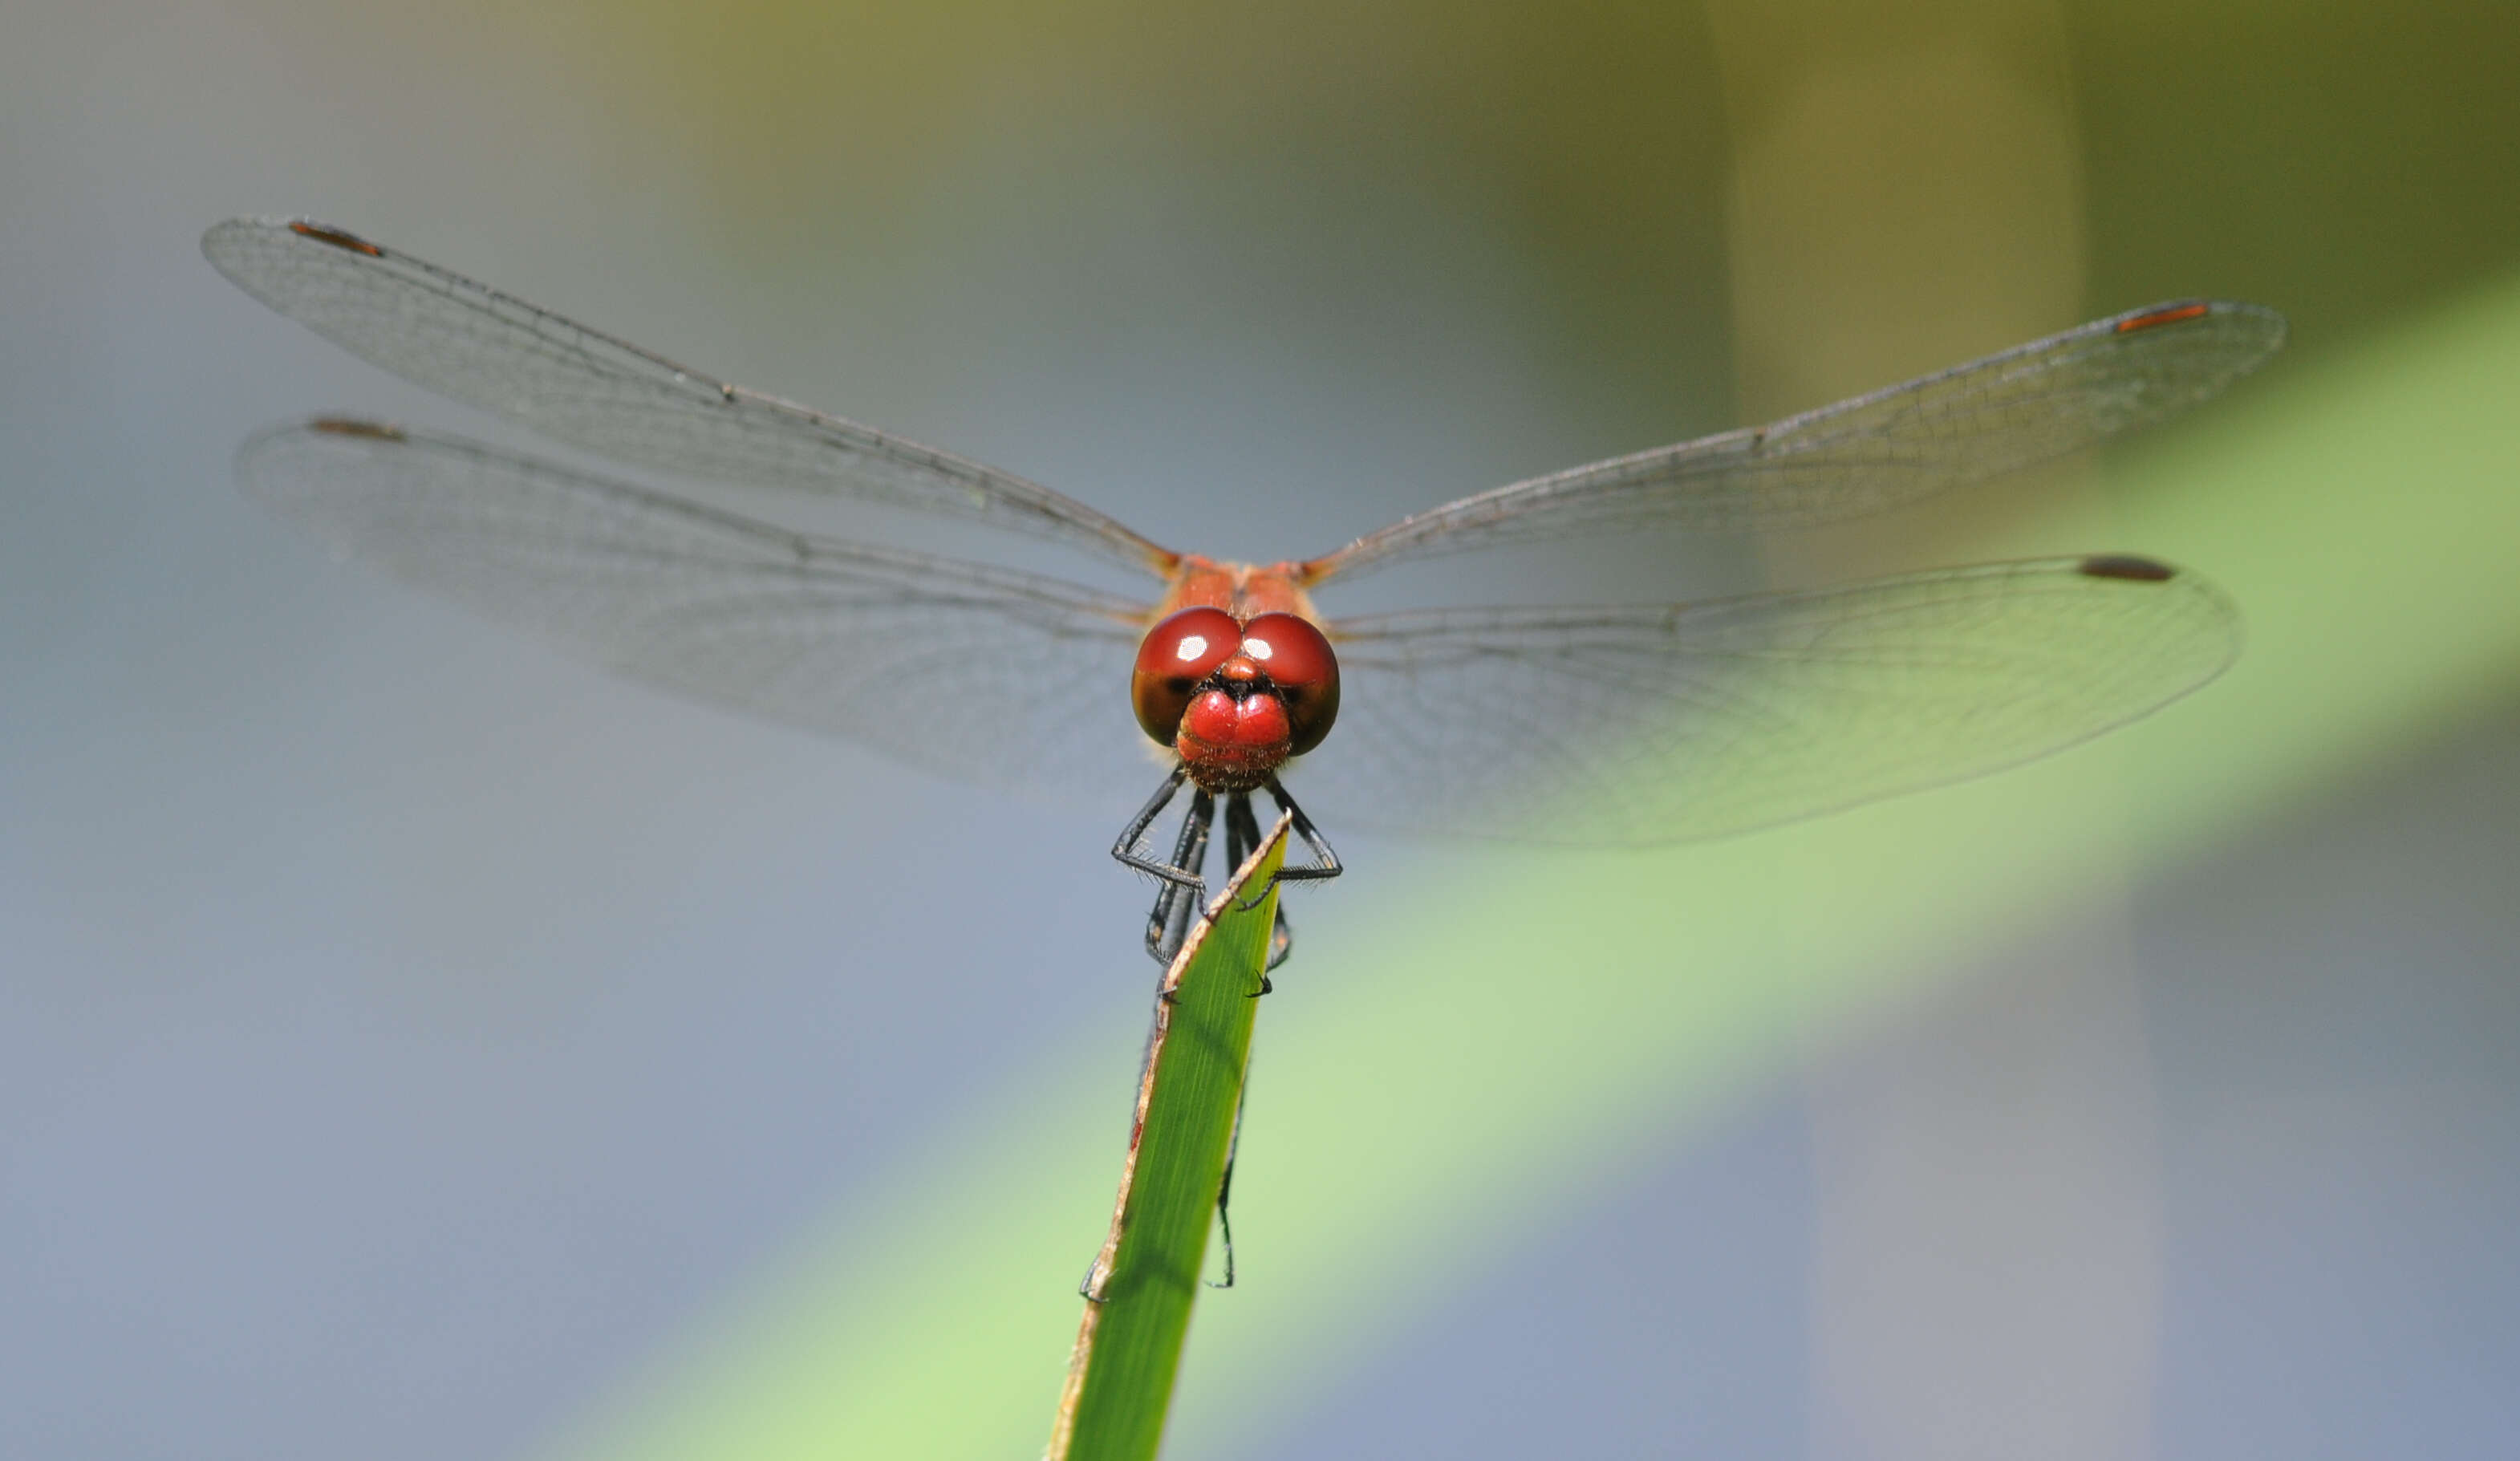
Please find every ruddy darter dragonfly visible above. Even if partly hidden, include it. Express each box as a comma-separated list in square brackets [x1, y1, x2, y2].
[204, 218, 2284, 970]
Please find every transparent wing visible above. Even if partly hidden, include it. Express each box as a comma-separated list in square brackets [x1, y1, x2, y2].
[205, 218, 1179, 577]
[240, 420, 1167, 807]
[1305, 301, 2285, 582]
[1295, 557, 2239, 843]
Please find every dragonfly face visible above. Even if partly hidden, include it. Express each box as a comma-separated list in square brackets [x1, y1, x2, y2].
[203, 215, 2284, 964]
[1130, 556, 1341, 794]
[1133, 604, 1341, 793]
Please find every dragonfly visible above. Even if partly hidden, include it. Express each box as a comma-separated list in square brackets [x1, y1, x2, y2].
[203, 217, 2284, 973]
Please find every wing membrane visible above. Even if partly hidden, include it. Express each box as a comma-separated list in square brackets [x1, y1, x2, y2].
[1295, 558, 2239, 842]
[205, 218, 1177, 576]
[1306, 301, 2284, 581]
[239, 420, 1163, 805]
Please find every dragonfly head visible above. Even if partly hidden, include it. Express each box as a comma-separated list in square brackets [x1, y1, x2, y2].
[1131, 607, 1340, 792]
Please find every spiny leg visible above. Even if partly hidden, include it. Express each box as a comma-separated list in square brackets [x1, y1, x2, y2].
[1111, 764, 1191, 878]
[1114, 765, 1215, 971]
[1146, 789, 1215, 970]
[1260, 776, 1343, 889]
[1232, 777, 1341, 972]
[1221, 792, 1292, 979]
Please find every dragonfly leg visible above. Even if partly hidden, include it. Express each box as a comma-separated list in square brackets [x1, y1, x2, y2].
[1260, 776, 1343, 888]
[1114, 766, 1217, 970]
[1224, 785, 1300, 982]
[1112, 763, 1194, 879]
[1221, 793, 1287, 984]
[1223, 777, 1342, 976]
[1233, 777, 1341, 974]
[1146, 792, 1215, 972]
[1205, 1077, 1247, 1290]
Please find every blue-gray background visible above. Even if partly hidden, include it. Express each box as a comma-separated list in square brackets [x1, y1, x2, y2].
[7, 2, 2518, 1458]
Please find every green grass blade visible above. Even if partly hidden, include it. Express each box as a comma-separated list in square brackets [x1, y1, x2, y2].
[1048, 814, 1290, 1461]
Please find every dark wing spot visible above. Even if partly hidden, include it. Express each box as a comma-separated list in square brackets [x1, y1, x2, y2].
[287, 221, 384, 257]
[2114, 301, 2212, 334]
[2078, 554, 2178, 582]
[307, 417, 407, 441]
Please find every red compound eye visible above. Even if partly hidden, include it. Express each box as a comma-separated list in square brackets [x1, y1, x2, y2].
[1237, 611, 1341, 755]
[1131, 607, 1242, 745]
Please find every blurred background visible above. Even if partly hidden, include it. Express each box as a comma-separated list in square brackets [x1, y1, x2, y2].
[6, 2, 2518, 1457]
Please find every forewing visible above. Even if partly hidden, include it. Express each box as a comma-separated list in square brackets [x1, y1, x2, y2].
[205, 218, 1176, 576]
[241, 420, 1163, 807]
[1296, 558, 2239, 843]
[1308, 301, 2284, 581]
